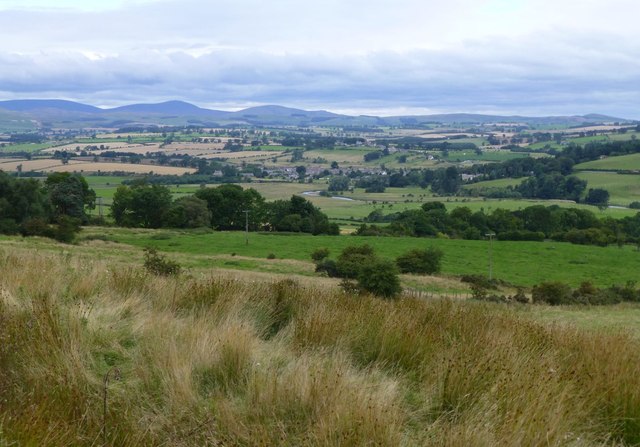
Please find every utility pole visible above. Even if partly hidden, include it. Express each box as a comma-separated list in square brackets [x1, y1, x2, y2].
[243, 210, 250, 246]
[485, 232, 496, 280]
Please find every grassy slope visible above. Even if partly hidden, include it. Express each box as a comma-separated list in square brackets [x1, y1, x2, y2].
[575, 153, 640, 171]
[2, 246, 640, 446]
[575, 171, 640, 206]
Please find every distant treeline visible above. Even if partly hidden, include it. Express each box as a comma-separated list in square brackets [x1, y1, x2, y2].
[356, 201, 640, 247]
[111, 182, 339, 235]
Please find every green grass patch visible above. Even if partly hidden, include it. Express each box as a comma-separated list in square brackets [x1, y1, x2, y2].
[575, 171, 640, 206]
[575, 153, 640, 171]
[0, 142, 58, 153]
[463, 178, 524, 192]
[87, 227, 640, 288]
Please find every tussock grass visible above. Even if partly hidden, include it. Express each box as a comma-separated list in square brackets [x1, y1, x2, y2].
[1, 247, 640, 445]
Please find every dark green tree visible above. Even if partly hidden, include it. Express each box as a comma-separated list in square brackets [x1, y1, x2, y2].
[585, 188, 610, 209]
[165, 196, 211, 228]
[111, 183, 172, 228]
[195, 184, 265, 230]
[45, 173, 95, 222]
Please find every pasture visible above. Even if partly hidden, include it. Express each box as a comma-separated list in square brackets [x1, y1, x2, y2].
[575, 153, 640, 171]
[575, 171, 640, 206]
[81, 227, 640, 288]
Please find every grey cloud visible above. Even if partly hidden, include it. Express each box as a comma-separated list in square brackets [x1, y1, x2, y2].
[0, 9, 639, 118]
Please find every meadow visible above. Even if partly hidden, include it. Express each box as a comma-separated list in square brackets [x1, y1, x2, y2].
[575, 171, 640, 206]
[575, 153, 640, 171]
[78, 227, 640, 288]
[2, 244, 640, 446]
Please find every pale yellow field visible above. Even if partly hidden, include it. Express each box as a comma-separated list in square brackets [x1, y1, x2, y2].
[0, 158, 26, 165]
[42, 142, 145, 153]
[0, 159, 86, 172]
[417, 132, 479, 139]
[0, 159, 195, 175]
[165, 142, 227, 150]
[200, 150, 283, 160]
[41, 162, 196, 175]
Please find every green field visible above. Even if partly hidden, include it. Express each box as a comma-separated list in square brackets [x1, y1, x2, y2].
[575, 153, 640, 171]
[0, 142, 58, 153]
[80, 227, 640, 288]
[565, 132, 640, 146]
[462, 177, 524, 192]
[575, 171, 640, 206]
[439, 149, 528, 162]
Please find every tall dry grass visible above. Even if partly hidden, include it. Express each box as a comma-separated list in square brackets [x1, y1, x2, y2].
[0, 246, 639, 446]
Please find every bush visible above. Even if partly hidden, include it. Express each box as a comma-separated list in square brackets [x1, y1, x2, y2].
[357, 259, 401, 299]
[310, 247, 330, 262]
[53, 216, 81, 244]
[315, 258, 339, 277]
[336, 244, 377, 279]
[267, 253, 276, 259]
[532, 281, 573, 305]
[460, 274, 498, 290]
[396, 247, 443, 274]
[339, 279, 361, 295]
[0, 218, 20, 235]
[143, 247, 181, 276]
[21, 217, 54, 238]
[629, 201, 640, 210]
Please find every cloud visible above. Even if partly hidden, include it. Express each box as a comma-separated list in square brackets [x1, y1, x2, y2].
[0, 0, 639, 117]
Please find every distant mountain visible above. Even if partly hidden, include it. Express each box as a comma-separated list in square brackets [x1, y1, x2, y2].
[0, 99, 633, 130]
[108, 100, 226, 117]
[0, 99, 102, 114]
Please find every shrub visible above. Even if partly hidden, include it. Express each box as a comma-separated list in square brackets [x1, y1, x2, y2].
[21, 217, 54, 238]
[460, 274, 498, 290]
[310, 247, 330, 262]
[629, 201, 640, 210]
[0, 218, 20, 235]
[512, 288, 529, 304]
[532, 281, 573, 305]
[395, 247, 443, 274]
[143, 247, 181, 276]
[315, 258, 339, 277]
[53, 216, 81, 244]
[357, 259, 401, 299]
[336, 244, 377, 279]
[267, 253, 276, 259]
[339, 279, 361, 295]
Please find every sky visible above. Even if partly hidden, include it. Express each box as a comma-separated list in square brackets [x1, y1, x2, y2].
[0, 0, 639, 118]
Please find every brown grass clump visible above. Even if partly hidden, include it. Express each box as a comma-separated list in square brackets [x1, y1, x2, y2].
[1, 246, 640, 445]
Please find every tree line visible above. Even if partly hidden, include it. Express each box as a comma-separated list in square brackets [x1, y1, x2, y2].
[0, 171, 95, 242]
[356, 201, 640, 247]
[111, 182, 339, 235]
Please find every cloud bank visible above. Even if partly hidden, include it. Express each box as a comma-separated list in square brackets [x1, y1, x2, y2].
[1, 0, 639, 117]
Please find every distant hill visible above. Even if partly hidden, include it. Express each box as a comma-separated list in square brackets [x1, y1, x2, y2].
[109, 100, 226, 117]
[0, 99, 632, 130]
[0, 99, 102, 114]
